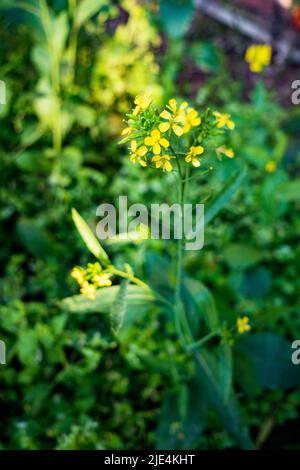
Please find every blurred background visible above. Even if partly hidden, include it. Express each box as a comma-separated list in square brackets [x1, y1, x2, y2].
[0, 0, 300, 450]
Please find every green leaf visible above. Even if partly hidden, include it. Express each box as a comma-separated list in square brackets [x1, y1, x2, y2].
[205, 166, 247, 226]
[236, 333, 300, 391]
[75, 0, 107, 29]
[239, 267, 272, 299]
[184, 278, 219, 332]
[17, 219, 62, 262]
[155, 381, 207, 450]
[110, 279, 129, 335]
[17, 330, 38, 365]
[61, 285, 155, 317]
[72, 208, 110, 266]
[223, 244, 264, 270]
[193, 350, 254, 449]
[191, 41, 222, 73]
[159, 0, 194, 39]
[277, 180, 300, 202]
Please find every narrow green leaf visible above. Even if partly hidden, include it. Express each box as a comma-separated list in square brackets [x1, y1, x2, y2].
[155, 381, 207, 450]
[193, 350, 254, 450]
[110, 279, 129, 335]
[71, 208, 110, 266]
[205, 166, 247, 226]
[75, 0, 107, 29]
[184, 278, 219, 332]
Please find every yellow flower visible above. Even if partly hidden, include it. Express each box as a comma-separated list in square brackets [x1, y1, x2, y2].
[132, 94, 152, 115]
[217, 146, 235, 159]
[265, 160, 277, 173]
[71, 266, 85, 286]
[93, 272, 112, 288]
[245, 44, 272, 73]
[152, 154, 174, 172]
[182, 108, 201, 133]
[213, 112, 235, 130]
[185, 146, 204, 168]
[121, 125, 133, 136]
[130, 140, 148, 167]
[237, 316, 251, 334]
[159, 99, 186, 136]
[144, 129, 170, 155]
[80, 281, 96, 300]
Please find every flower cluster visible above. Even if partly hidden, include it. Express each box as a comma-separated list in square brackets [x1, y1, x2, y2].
[245, 44, 272, 73]
[121, 95, 235, 172]
[71, 262, 113, 300]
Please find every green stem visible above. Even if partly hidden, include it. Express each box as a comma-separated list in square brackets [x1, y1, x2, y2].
[186, 330, 220, 351]
[110, 267, 151, 292]
[174, 163, 192, 346]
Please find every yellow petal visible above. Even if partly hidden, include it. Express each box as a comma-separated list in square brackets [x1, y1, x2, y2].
[194, 146, 204, 155]
[192, 159, 201, 168]
[137, 145, 147, 156]
[159, 138, 169, 148]
[173, 125, 183, 136]
[121, 126, 132, 136]
[160, 110, 172, 120]
[228, 120, 235, 130]
[169, 99, 177, 110]
[165, 161, 173, 172]
[153, 143, 161, 155]
[145, 136, 154, 146]
[191, 117, 201, 126]
[131, 140, 137, 151]
[159, 122, 170, 133]
[151, 129, 160, 141]
[182, 123, 190, 133]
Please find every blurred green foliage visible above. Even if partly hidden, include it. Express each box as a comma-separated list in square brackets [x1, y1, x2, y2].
[1, 0, 300, 450]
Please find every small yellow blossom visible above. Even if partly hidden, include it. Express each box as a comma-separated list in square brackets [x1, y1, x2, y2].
[93, 272, 112, 287]
[121, 125, 133, 136]
[185, 146, 204, 168]
[265, 160, 277, 173]
[152, 154, 174, 172]
[71, 266, 85, 285]
[217, 146, 235, 159]
[182, 108, 201, 133]
[213, 112, 235, 130]
[245, 44, 272, 73]
[130, 140, 148, 167]
[159, 99, 186, 136]
[237, 316, 251, 334]
[80, 281, 96, 300]
[132, 95, 152, 115]
[144, 129, 170, 155]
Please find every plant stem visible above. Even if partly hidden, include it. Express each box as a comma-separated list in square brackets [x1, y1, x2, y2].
[110, 266, 151, 292]
[174, 163, 193, 346]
